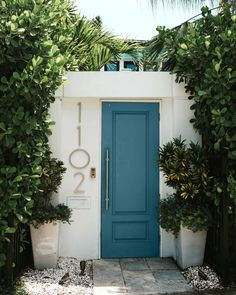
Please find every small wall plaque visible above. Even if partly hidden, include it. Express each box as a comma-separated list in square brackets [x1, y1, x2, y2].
[67, 197, 90, 209]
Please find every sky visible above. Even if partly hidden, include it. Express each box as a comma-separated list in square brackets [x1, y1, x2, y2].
[76, 0, 217, 40]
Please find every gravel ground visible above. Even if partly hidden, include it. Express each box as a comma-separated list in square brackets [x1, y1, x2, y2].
[21, 257, 93, 295]
[182, 265, 223, 291]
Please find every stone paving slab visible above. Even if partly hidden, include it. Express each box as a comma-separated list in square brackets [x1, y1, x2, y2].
[156, 280, 193, 294]
[93, 259, 125, 292]
[147, 258, 178, 270]
[120, 258, 149, 271]
[153, 270, 186, 282]
[123, 269, 160, 293]
[93, 258, 194, 295]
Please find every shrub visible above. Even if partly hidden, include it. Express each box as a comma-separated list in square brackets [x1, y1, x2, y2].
[0, 0, 76, 270]
[159, 138, 211, 235]
[150, 4, 236, 206]
[31, 153, 72, 227]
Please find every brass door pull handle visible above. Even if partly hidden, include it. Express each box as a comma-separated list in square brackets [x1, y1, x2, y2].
[105, 148, 109, 210]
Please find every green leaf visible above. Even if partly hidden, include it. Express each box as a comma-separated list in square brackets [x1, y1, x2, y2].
[5, 227, 16, 234]
[214, 140, 221, 151]
[205, 40, 210, 49]
[211, 109, 220, 115]
[10, 22, 16, 31]
[198, 90, 207, 96]
[1, 76, 8, 84]
[13, 72, 20, 79]
[214, 63, 220, 73]
[216, 187, 222, 193]
[16, 213, 24, 222]
[231, 15, 236, 22]
[32, 56, 43, 67]
[12, 193, 21, 197]
[18, 28, 25, 33]
[0, 122, 6, 131]
[180, 43, 188, 50]
[30, 174, 40, 178]
[56, 56, 65, 66]
[14, 175, 22, 182]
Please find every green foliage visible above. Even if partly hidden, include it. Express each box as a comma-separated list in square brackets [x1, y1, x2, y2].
[33, 156, 66, 205]
[160, 194, 209, 236]
[0, 0, 76, 271]
[31, 204, 71, 227]
[71, 16, 136, 71]
[159, 195, 181, 235]
[31, 153, 72, 227]
[159, 137, 211, 200]
[150, 3, 236, 209]
[227, 171, 236, 205]
[159, 138, 211, 234]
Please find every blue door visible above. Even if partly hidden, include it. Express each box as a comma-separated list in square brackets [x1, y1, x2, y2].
[101, 102, 160, 258]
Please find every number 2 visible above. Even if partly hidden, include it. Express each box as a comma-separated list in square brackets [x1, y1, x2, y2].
[73, 172, 85, 194]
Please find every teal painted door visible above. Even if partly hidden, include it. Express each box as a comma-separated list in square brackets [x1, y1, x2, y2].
[101, 102, 159, 258]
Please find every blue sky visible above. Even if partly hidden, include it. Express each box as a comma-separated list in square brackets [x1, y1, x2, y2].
[76, 0, 217, 40]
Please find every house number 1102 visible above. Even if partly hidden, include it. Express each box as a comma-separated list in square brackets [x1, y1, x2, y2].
[69, 102, 91, 194]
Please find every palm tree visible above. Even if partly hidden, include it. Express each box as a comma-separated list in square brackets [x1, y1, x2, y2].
[67, 15, 136, 71]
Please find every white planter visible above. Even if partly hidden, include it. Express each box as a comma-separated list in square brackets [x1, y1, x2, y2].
[175, 225, 207, 269]
[30, 221, 59, 269]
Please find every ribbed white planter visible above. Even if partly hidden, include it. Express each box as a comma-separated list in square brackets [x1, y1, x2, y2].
[30, 221, 59, 269]
[175, 225, 207, 269]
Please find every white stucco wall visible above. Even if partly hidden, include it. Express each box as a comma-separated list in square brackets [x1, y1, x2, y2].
[49, 71, 200, 260]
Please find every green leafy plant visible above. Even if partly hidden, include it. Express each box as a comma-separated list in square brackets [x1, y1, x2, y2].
[159, 138, 211, 234]
[31, 204, 71, 228]
[159, 137, 211, 199]
[31, 152, 72, 227]
[160, 194, 210, 236]
[0, 0, 76, 274]
[149, 3, 236, 208]
[159, 194, 181, 236]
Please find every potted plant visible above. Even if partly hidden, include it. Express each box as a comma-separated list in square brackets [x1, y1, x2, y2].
[159, 137, 211, 269]
[30, 152, 71, 269]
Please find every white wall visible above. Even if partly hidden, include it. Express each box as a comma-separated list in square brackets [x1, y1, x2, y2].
[50, 71, 200, 260]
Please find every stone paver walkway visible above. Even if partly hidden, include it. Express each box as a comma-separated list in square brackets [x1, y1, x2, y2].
[93, 258, 194, 295]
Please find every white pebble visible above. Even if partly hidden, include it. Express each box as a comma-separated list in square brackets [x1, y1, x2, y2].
[20, 257, 93, 295]
[182, 265, 223, 290]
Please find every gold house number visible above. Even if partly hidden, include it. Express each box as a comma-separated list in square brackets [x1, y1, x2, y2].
[69, 102, 91, 194]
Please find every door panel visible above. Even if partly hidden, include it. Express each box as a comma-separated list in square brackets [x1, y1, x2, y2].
[101, 102, 159, 257]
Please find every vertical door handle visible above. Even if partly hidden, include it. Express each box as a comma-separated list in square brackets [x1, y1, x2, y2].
[105, 148, 109, 210]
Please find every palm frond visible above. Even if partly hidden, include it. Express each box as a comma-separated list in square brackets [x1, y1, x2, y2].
[147, 0, 218, 10]
[67, 15, 136, 71]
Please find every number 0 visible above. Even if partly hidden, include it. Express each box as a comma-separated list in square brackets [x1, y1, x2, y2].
[69, 148, 90, 169]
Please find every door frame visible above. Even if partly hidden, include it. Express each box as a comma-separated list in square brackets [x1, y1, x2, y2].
[99, 99, 162, 258]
